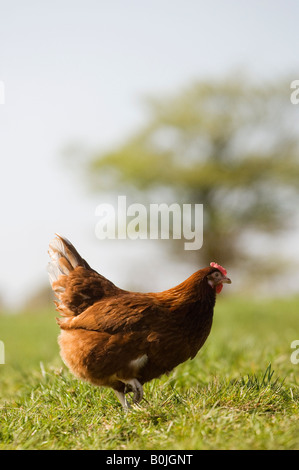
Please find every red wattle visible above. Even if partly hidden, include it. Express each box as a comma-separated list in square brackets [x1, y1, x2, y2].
[216, 284, 223, 294]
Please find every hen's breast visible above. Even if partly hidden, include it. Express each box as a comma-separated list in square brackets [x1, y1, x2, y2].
[137, 304, 214, 384]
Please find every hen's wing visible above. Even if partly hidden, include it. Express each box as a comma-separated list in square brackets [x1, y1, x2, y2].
[57, 292, 163, 332]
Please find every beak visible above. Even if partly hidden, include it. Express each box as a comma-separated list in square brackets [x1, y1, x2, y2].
[222, 276, 232, 284]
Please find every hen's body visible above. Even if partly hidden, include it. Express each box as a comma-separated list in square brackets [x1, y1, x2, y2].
[48, 235, 230, 408]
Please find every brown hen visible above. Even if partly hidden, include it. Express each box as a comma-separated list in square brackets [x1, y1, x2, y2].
[48, 234, 231, 408]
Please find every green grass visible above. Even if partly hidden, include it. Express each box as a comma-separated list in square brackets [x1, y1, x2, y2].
[0, 297, 298, 450]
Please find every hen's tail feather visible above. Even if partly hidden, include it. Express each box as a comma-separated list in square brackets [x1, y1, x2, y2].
[48, 234, 121, 318]
[47, 234, 94, 317]
[48, 234, 92, 284]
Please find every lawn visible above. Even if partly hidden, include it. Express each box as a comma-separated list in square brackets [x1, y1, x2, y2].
[0, 296, 298, 450]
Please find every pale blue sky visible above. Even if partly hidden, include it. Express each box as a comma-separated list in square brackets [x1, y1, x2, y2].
[0, 0, 298, 307]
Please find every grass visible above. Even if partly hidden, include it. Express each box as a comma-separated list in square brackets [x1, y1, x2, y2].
[0, 296, 298, 450]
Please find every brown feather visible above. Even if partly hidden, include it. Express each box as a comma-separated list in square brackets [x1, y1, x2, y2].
[48, 235, 229, 406]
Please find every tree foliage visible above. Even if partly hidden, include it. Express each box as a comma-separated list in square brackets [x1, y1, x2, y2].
[88, 75, 299, 270]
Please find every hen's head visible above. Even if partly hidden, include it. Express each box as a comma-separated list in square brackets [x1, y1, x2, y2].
[207, 262, 231, 294]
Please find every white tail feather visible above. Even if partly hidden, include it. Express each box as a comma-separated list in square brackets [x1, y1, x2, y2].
[47, 261, 62, 285]
[47, 234, 80, 286]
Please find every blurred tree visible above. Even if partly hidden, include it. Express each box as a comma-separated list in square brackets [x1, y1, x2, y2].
[87, 75, 299, 272]
[23, 284, 54, 312]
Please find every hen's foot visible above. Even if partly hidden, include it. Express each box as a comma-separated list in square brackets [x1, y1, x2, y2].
[124, 378, 144, 404]
[116, 378, 143, 408]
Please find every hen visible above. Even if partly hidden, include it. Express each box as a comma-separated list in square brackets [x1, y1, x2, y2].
[48, 234, 231, 408]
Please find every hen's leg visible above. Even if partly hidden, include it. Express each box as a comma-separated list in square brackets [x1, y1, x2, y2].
[125, 378, 144, 404]
[119, 378, 143, 404]
[114, 390, 130, 410]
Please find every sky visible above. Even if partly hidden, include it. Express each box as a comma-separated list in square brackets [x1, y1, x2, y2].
[0, 0, 299, 308]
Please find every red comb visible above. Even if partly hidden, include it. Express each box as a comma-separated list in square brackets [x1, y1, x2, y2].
[210, 262, 227, 276]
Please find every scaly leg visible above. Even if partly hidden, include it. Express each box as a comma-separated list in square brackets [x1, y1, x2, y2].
[125, 378, 144, 404]
[118, 378, 144, 405]
[114, 390, 131, 410]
